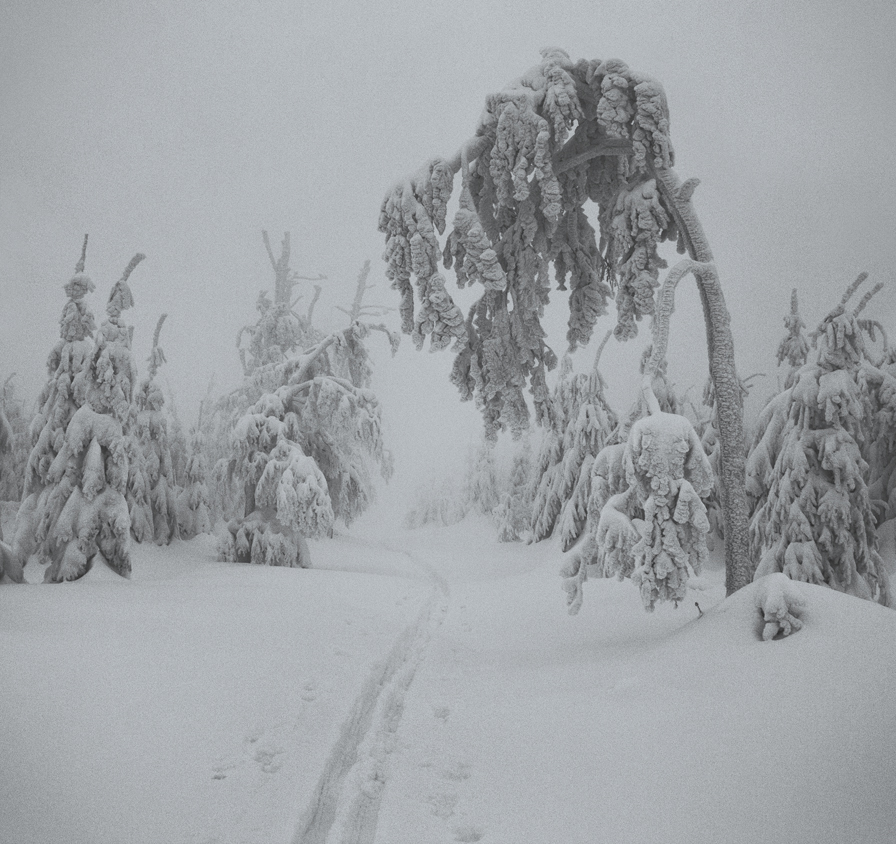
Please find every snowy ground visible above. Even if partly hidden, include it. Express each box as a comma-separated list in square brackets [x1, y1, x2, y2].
[2, 506, 895, 844]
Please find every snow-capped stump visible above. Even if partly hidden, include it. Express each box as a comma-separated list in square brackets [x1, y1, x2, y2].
[754, 573, 807, 640]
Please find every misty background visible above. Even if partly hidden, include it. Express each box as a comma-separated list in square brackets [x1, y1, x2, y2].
[2, 0, 895, 503]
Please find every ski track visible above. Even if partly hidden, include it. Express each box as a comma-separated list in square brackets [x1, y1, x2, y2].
[293, 545, 449, 844]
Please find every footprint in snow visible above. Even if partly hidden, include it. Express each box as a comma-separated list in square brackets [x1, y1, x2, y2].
[432, 704, 451, 721]
[454, 825, 484, 842]
[301, 681, 317, 702]
[254, 748, 284, 773]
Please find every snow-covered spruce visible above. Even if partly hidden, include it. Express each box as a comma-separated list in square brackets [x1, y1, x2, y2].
[132, 314, 179, 545]
[463, 436, 500, 517]
[776, 288, 809, 389]
[493, 437, 534, 542]
[531, 331, 617, 549]
[565, 261, 728, 614]
[404, 476, 466, 530]
[748, 274, 891, 606]
[176, 427, 212, 538]
[219, 325, 390, 567]
[5, 242, 142, 582]
[382, 49, 752, 594]
[0, 374, 30, 506]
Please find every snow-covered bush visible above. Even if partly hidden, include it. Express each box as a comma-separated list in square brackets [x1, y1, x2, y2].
[748, 273, 891, 606]
[564, 262, 723, 614]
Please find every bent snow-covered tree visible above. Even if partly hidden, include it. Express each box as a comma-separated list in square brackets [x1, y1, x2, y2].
[381, 49, 751, 594]
[218, 235, 394, 567]
[219, 326, 389, 567]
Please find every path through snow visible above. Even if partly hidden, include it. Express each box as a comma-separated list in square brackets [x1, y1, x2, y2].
[294, 545, 449, 844]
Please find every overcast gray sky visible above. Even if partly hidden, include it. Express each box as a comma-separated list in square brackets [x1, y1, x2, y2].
[2, 0, 895, 492]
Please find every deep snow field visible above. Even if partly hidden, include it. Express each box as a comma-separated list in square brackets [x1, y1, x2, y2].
[2, 503, 896, 844]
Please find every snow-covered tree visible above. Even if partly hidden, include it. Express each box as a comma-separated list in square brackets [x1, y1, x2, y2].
[176, 426, 212, 538]
[236, 231, 324, 381]
[463, 435, 500, 516]
[133, 314, 179, 545]
[530, 330, 617, 548]
[777, 289, 810, 389]
[0, 375, 30, 504]
[404, 476, 466, 529]
[493, 437, 534, 542]
[381, 49, 752, 594]
[563, 263, 717, 613]
[5, 241, 140, 582]
[219, 324, 391, 567]
[748, 274, 891, 606]
[164, 384, 189, 489]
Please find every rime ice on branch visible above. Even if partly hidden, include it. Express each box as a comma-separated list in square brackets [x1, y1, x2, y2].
[382, 49, 752, 594]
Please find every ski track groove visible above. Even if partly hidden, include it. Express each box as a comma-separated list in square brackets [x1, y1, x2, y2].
[292, 544, 449, 844]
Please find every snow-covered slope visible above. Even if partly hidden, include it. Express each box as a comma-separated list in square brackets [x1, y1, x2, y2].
[1, 510, 894, 844]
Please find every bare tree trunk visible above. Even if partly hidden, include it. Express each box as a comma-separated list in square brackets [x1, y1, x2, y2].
[651, 168, 754, 594]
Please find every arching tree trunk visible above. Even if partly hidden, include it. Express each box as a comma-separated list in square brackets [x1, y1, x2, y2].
[643, 244, 754, 595]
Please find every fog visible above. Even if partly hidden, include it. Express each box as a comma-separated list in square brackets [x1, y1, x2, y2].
[2, 0, 895, 498]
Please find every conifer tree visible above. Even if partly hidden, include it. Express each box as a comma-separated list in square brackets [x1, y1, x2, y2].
[381, 49, 752, 594]
[134, 314, 179, 544]
[177, 426, 212, 538]
[493, 437, 534, 542]
[5, 241, 140, 582]
[748, 274, 891, 605]
[218, 238, 394, 567]
[777, 289, 810, 389]
[530, 330, 617, 548]
[564, 264, 715, 613]
[463, 435, 500, 516]
[0, 375, 30, 505]
[219, 326, 389, 567]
